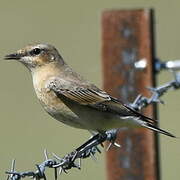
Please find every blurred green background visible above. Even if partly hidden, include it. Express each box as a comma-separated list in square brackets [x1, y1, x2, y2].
[0, 0, 180, 179]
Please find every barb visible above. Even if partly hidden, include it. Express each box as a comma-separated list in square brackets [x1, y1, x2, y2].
[5, 61, 180, 180]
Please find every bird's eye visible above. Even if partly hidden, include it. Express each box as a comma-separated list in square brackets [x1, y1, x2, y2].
[30, 48, 42, 56]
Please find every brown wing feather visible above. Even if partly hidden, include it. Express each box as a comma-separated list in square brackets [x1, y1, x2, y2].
[55, 88, 111, 105]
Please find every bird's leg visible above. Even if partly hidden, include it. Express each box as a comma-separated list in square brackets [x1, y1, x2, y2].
[75, 133, 107, 159]
[74, 129, 121, 159]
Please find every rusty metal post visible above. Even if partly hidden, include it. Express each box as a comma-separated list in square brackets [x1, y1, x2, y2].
[102, 10, 159, 180]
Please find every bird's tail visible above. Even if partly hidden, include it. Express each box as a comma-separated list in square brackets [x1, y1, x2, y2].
[142, 122, 176, 138]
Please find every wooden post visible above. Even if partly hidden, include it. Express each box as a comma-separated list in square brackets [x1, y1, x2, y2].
[102, 9, 159, 180]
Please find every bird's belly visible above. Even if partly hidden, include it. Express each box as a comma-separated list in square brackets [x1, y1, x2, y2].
[35, 89, 85, 129]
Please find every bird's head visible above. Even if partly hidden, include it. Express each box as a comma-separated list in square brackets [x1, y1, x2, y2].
[4, 43, 65, 71]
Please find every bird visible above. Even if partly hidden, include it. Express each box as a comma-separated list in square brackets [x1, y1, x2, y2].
[4, 43, 176, 138]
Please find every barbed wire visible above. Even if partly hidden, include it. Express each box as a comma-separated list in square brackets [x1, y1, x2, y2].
[5, 60, 180, 180]
[130, 71, 180, 110]
[6, 130, 117, 180]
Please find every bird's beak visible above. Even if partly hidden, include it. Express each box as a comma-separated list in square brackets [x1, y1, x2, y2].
[4, 53, 22, 60]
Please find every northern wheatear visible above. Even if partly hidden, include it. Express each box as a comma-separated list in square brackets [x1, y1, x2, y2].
[4, 43, 175, 137]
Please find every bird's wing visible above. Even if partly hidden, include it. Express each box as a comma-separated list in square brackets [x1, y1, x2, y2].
[48, 78, 176, 138]
[47, 78, 155, 123]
